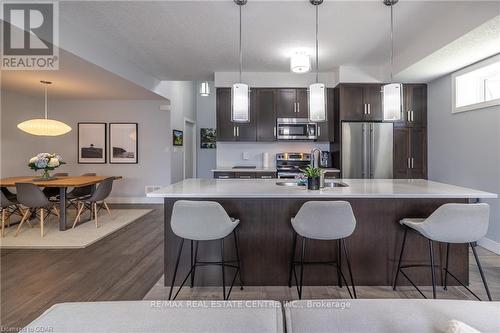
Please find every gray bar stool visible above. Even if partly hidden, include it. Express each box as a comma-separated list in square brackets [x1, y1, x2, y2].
[168, 200, 243, 300]
[288, 201, 357, 299]
[393, 203, 492, 301]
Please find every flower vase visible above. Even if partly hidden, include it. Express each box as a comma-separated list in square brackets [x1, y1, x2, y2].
[41, 169, 51, 180]
[307, 177, 320, 190]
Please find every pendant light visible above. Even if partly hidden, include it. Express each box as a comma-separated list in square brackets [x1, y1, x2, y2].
[308, 0, 326, 123]
[382, 0, 403, 121]
[200, 81, 210, 96]
[231, 0, 250, 123]
[17, 81, 72, 136]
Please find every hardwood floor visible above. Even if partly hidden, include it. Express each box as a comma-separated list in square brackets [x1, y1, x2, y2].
[1, 203, 499, 332]
[0, 204, 164, 331]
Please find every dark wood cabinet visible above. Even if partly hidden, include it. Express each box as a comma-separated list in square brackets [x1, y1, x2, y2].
[213, 172, 235, 179]
[216, 88, 256, 142]
[393, 125, 427, 179]
[254, 89, 277, 141]
[276, 88, 308, 118]
[338, 84, 383, 121]
[403, 84, 427, 127]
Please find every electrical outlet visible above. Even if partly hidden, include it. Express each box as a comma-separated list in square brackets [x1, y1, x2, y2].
[145, 186, 162, 195]
[242, 152, 249, 160]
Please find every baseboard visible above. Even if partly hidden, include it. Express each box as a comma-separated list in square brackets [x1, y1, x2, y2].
[478, 237, 500, 255]
[106, 196, 163, 204]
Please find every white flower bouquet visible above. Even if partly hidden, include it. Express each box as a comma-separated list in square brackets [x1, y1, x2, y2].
[28, 153, 66, 179]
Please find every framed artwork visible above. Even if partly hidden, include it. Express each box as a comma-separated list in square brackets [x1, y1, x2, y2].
[78, 122, 106, 164]
[109, 123, 138, 164]
[200, 128, 216, 149]
[173, 129, 183, 146]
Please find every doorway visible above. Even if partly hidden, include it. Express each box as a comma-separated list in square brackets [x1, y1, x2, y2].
[184, 119, 196, 179]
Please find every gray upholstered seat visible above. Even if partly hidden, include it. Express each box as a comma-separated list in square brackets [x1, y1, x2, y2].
[285, 299, 500, 333]
[400, 203, 489, 243]
[171, 200, 239, 240]
[169, 200, 243, 300]
[394, 203, 492, 300]
[291, 201, 356, 240]
[23, 300, 284, 333]
[289, 201, 357, 299]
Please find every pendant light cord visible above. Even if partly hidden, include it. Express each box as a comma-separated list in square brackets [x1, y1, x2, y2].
[315, 4, 319, 83]
[239, 4, 242, 83]
[44, 84, 48, 119]
[390, 2, 394, 83]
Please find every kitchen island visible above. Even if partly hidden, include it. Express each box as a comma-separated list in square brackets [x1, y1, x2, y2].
[149, 179, 496, 286]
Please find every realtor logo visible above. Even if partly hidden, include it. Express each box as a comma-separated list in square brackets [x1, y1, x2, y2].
[1, 2, 59, 70]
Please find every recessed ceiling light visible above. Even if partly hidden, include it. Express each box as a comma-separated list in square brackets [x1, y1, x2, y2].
[290, 51, 311, 74]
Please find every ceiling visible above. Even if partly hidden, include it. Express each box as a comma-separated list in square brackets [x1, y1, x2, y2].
[59, 0, 500, 81]
[1, 49, 166, 100]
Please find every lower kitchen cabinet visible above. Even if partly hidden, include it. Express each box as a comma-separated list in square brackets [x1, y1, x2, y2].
[393, 126, 427, 179]
[213, 172, 235, 179]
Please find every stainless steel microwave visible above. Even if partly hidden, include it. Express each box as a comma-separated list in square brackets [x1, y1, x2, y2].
[277, 118, 317, 140]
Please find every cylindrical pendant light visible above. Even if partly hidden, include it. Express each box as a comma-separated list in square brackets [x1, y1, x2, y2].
[382, 0, 403, 121]
[308, 0, 327, 123]
[231, 0, 250, 123]
[200, 81, 210, 96]
[17, 81, 72, 136]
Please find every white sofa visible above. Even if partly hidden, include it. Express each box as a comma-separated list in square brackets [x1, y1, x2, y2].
[285, 299, 500, 333]
[23, 300, 284, 333]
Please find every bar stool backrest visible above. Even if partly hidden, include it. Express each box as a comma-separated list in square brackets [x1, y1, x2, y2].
[87, 177, 114, 203]
[422, 203, 489, 243]
[292, 201, 356, 240]
[15, 183, 50, 208]
[1, 190, 14, 208]
[171, 200, 237, 241]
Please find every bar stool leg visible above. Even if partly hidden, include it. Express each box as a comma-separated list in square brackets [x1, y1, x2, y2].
[168, 238, 184, 300]
[470, 242, 492, 301]
[233, 230, 244, 289]
[288, 233, 297, 288]
[190, 241, 199, 288]
[342, 239, 357, 299]
[443, 243, 450, 290]
[221, 238, 226, 300]
[429, 240, 437, 299]
[190, 240, 195, 288]
[298, 237, 306, 299]
[337, 239, 342, 288]
[393, 227, 408, 290]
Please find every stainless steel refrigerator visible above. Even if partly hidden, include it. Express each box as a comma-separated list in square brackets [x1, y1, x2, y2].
[342, 122, 393, 179]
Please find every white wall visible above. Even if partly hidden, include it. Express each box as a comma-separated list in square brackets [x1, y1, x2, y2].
[195, 81, 217, 178]
[1, 90, 171, 203]
[428, 75, 500, 253]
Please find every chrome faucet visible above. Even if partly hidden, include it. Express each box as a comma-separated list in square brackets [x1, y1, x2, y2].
[311, 147, 326, 188]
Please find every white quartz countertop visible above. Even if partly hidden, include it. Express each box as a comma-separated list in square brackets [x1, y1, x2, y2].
[148, 178, 497, 199]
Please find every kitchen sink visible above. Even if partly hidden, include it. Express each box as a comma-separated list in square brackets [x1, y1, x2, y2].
[275, 181, 349, 188]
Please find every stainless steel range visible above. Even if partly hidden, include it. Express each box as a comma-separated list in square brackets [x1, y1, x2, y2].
[276, 153, 311, 179]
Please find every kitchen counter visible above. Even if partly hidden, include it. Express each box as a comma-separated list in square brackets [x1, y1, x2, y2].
[157, 178, 495, 287]
[149, 178, 496, 199]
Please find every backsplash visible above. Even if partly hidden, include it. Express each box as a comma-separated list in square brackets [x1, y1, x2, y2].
[216, 142, 330, 168]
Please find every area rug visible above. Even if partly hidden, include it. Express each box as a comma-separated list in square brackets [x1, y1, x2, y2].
[0, 209, 152, 249]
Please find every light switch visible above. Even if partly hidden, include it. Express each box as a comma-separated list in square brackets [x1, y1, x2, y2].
[242, 152, 249, 160]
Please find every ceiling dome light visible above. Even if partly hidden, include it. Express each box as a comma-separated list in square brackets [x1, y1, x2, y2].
[290, 51, 311, 73]
[17, 81, 72, 136]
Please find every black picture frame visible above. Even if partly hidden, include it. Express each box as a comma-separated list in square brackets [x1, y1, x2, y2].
[78, 122, 107, 164]
[109, 123, 138, 164]
[173, 129, 183, 146]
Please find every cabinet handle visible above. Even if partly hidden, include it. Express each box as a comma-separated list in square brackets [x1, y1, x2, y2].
[273, 126, 277, 137]
[233, 126, 236, 137]
[293, 102, 297, 113]
[411, 111, 414, 122]
[218, 175, 230, 179]
[368, 104, 371, 114]
[236, 126, 239, 137]
[407, 157, 411, 169]
[364, 104, 367, 115]
[407, 110, 411, 122]
[297, 102, 300, 114]
[239, 175, 251, 179]
[260, 176, 272, 179]
[411, 157, 414, 169]
[318, 126, 321, 137]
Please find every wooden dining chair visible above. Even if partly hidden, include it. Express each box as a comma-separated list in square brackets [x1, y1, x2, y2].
[15, 183, 60, 237]
[1, 190, 25, 237]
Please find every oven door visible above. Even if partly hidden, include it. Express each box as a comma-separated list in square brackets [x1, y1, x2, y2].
[277, 119, 317, 140]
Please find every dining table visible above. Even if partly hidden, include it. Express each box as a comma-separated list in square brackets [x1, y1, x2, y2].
[0, 175, 122, 231]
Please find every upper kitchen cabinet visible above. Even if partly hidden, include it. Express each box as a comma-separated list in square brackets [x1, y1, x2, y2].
[277, 88, 308, 118]
[337, 84, 383, 121]
[316, 88, 335, 142]
[254, 88, 277, 141]
[403, 84, 427, 127]
[216, 88, 256, 142]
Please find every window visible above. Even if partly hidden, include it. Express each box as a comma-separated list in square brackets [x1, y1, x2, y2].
[452, 54, 500, 113]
